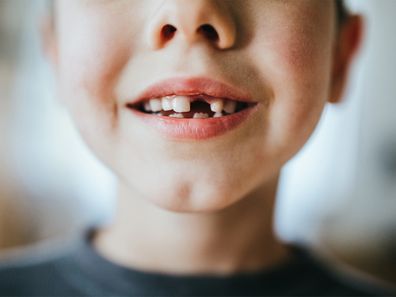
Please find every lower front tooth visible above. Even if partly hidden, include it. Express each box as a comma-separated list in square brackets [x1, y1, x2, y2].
[169, 113, 184, 118]
[149, 98, 162, 112]
[193, 112, 209, 119]
[213, 112, 223, 118]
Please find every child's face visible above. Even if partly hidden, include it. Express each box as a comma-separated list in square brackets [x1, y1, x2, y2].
[47, 0, 352, 212]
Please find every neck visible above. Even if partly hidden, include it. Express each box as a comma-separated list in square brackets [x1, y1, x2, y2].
[92, 174, 291, 276]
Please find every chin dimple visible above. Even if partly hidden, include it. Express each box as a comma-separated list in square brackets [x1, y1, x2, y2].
[133, 95, 246, 119]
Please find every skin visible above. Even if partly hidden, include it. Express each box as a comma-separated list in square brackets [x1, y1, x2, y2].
[43, 0, 363, 275]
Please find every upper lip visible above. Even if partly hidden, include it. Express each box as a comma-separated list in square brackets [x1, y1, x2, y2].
[127, 77, 255, 106]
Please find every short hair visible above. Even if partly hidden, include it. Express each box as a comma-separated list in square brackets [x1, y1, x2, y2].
[336, 0, 349, 25]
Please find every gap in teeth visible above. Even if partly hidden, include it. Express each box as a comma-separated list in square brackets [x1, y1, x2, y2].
[140, 96, 247, 118]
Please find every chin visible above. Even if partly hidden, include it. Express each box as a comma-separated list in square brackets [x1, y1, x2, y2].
[130, 175, 245, 214]
[113, 147, 278, 214]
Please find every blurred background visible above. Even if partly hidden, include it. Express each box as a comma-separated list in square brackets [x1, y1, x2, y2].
[0, 0, 395, 289]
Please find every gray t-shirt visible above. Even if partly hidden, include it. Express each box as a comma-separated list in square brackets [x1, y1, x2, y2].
[0, 228, 389, 296]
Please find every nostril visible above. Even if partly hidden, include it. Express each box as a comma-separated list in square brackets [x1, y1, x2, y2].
[161, 24, 177, 40]
[198, 24, 219, 42]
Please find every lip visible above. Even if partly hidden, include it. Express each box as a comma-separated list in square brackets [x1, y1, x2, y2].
[127, 77, 255, 106]
[125, 77, 259, 140]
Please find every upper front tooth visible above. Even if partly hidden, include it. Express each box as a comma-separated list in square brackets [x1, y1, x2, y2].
[223, 100, 236, 114]
[144, 101, 152, 112]
[173, 96, 190, 113]
[149, 98, 162, 112]
[210, 99, 224, 113]
[162, 97, 173, 111]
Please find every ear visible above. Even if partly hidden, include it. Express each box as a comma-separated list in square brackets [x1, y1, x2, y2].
[39, 14, 59, 70]
[329, 15, 364, 104]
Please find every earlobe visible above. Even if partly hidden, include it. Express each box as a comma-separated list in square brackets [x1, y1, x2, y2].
[40, 14, 58, 69]
[329, 15, 364, 104]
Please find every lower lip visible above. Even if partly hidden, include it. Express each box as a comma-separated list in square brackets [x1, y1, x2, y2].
[127, 105, 259, 140]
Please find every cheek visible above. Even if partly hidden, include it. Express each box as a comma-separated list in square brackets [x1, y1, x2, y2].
[250, 17, 334, 159]
[57, 17, 134, 143]
[59, 28, 129, 105]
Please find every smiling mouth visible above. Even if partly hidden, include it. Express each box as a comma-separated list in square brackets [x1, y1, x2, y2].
[126, 94, 255, 119]
[124, 77, 259, 139]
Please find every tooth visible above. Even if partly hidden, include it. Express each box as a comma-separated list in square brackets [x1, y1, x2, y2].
[193, 112, 209, 119]
[155, 112, 165, 116]
[223, 100, 236, 114]
[173, 96, 190, 113]
[162, 97, 173, 111]
[143, 101, 152, 112]
[213, 112, 223, 118]
[169, 113, 184, 118]
[210, 99, 224, 113]
[149, 98, 162, 112]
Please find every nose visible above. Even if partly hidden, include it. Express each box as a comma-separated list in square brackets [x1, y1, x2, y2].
[146, 0, 237, 50]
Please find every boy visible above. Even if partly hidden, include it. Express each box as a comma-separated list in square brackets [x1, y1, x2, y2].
[0, 0, 388, 295]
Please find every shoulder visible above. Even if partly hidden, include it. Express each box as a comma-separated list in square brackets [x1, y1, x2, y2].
[291, 247, 395, 296]
[0, 239, 83, 296]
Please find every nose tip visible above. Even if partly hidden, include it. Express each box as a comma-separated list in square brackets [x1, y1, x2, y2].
[146, 0, 237, 50]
